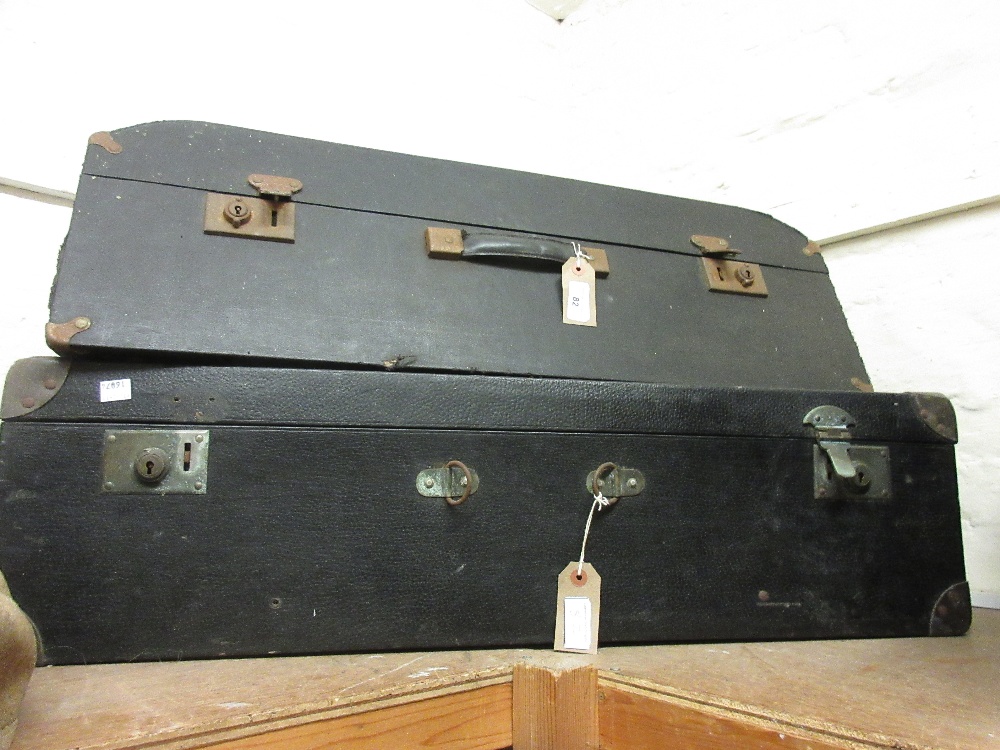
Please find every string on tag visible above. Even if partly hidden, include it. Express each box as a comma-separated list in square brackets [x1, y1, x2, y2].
[571, 241, 592, 271]
[577, 490, 611, 577]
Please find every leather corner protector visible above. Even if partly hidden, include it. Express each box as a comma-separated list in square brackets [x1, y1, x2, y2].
[88, 132, 123, 154]
[803, 240, 823, 256]
[45, 317, 92, 354]
[851, 377, 874, 393]
[1, 357, 71, 419]
[929, 581, 972, 636]
[912, 392, 958, 442]
[426, 227, 465, 258]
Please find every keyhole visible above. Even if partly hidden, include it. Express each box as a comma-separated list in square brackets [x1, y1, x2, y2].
[233, 205, 243, 215]
[271, 209, 278, 227]
[717, 267, 725, 281]
[145, 460, 155, 476]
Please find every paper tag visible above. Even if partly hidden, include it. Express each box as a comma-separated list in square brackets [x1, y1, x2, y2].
[554, 562, 601, 653]
[562, 258, 597, 327]
[99, 378, 132, 403]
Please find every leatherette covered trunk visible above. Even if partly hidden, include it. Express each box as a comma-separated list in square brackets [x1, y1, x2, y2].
[47, 121, 868, 391]
[0, 358, 969, 665]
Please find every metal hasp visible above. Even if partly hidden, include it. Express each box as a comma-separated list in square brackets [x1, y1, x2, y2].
[691, 235, 768, 297]
[803, 406, 891, 501]
[204, 174, 302, 243]
[585, 464, 645, 502]
[103, 430, 209, 495]
[417, 461, 480, 506]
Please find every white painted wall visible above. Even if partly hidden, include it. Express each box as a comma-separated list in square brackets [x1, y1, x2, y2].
[0, 0, 997, 605]
[824, 206, 1000, 608]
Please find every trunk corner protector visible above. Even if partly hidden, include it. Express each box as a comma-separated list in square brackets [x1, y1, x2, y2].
[88, 131, 123, 154]
[45, 317, 92, 354]
[1, 356, 71, 419]
[929, 581, 972, 636]
[803, 240, 823, 256]
[912, 392, 958, 443]
[851, 377, 874, 393]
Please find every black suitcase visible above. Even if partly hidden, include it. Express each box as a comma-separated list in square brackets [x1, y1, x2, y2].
[0, 357, 969, 665]
[46, 121, 869, 391]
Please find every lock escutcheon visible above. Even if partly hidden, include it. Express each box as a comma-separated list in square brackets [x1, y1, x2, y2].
[134, 447, 170, 483]
[223, 198, 253, 228]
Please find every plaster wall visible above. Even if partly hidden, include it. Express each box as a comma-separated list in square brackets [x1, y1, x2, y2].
[0, 0, 996, 604]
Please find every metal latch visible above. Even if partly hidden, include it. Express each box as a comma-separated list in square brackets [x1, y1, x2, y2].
[417, 460, 479, 506]
[102, 429, 209, 495]
[803, 406, 890, 501]
[691, 235, 768, 297]
[204, 174, 302, 243]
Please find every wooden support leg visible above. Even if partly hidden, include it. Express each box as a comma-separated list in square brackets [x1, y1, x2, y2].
[512, 663, 598, 750]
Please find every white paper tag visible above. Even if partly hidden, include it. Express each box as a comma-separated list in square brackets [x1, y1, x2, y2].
[554, 562, 601, 653]
[566, 281, 591, 323]
[561, 258, 597, 327]
[99, 378, 132, 403]
[563, 596, 592, 650]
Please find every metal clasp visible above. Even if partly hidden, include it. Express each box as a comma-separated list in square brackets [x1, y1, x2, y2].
[204, 174, 302, 243]
[803, 406, 890, 501]
[692, 235, 768, 297]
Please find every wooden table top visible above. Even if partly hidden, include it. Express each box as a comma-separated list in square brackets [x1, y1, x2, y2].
[12, 608, 999, 750]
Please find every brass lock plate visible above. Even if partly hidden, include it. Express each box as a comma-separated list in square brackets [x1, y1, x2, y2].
[702, 257, 768, 297]
[102, 429, 209, 495]
[813, 445, 891, 501]
[204, 193, 296, 243]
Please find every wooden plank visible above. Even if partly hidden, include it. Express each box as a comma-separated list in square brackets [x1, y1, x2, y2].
[590, 612, 1000, 750]
[206, 683, 511, 750]
[599, 683, 862, 750]
[512, 664, 555, 750]
[511, 664, 597, 750]
[12, 650, 518, 750]
[12, 611, 1000, 750]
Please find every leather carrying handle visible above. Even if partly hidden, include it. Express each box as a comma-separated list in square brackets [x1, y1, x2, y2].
[426, 227, 610, 276]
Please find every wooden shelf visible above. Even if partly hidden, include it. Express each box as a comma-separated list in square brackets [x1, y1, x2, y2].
[12, 609, 999, 750]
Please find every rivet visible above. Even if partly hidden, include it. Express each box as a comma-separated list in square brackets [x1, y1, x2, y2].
[195, 434, 204, 443]
[43, 378, 58, 390]
[74, 317, 91, 330]
[758, 590, 770, 602]
[627, 477, 638, 488]
[20, 397, 36, 409]
[596, 479, 604, 488]
[424, 477, 435, 488]
[881, 490, 889, 498]
[107, 434, 116, 442]
[194, 481, 204, 490]
[460, 476, 469, 486]
[818, 487, 827, 497]
[880, 449, 887, 457]
[104, 482, 114, 490]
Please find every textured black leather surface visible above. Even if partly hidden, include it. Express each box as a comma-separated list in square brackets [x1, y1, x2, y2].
[0, 420, 965, 665]
[11, 358, 952, 444]
[0, 360, 967, 663]
[83, 121, 823, 272]
[48, 122, 870, 388]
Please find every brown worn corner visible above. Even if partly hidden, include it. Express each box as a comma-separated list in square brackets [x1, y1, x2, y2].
[44, 317, 91, 355]
[87, 131, 122, 154]
[0, 357, 71, 419]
